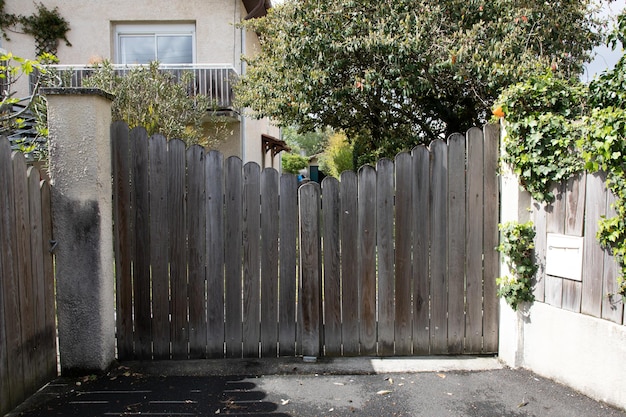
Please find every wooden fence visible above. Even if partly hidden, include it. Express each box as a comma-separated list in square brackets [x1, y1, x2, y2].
[533, 172, 625, 324]
[112, 122, 500, 360]
[0, 139, 56, 416]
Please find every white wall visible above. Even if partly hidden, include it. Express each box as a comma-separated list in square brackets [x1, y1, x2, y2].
[500, 301, 626, 410]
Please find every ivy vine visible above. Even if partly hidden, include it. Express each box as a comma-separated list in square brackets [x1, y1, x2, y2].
[493, 71, 585, 202]
[579, 16, 626, 295]
[0, 1, 71, 56]
[497, 221, 537, 311]
[494, 12, 626, 298]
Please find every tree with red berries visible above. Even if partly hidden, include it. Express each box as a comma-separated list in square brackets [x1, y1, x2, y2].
[236, 0, 603, 165]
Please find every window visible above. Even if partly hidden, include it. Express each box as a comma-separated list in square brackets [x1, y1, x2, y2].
[115, 23, 195, 64]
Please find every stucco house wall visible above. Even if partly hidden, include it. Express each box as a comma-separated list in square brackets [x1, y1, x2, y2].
[2, 0, 281, 167]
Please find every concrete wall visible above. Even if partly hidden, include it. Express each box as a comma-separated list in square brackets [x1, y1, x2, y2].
[44, 88, 116, 374]
[500, 301, 626, 409]
[498, 125, 626, 411]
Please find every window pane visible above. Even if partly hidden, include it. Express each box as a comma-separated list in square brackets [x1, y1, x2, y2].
[120, 36, 155, 64]
[157, 35, 193, 64]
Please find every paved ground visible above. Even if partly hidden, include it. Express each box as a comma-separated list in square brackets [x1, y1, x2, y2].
[6, 357, 626, 417]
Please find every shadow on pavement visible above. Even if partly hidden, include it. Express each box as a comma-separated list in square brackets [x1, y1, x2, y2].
[10, 366, 291, 417]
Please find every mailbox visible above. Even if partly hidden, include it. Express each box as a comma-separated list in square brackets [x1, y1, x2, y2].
[545, 233, 584, 281]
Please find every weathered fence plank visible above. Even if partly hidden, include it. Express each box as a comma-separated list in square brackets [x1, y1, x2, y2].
[0, 141, 24, 412]
[560, 178, 582, 312]
[322, 177, 342, 356]
[149, 134, 169, 359]
[340, 171, 359, 356]
[224, 157, 243, 358]
[131, 127, 152, 359]
[565, 173, 586, 236]
[466, 128, 484, 352]
[545, 183, 566, 308]
[14, 152, 37, 393]
[547, 183, 566, 234]
[430, 140, 448, 354]
[261, 168, 279, 357]
[532, 201, 548, 303]
[0, 144, 8, 410]
[377, 158, 395, 356]
[562, 279, 582, 313]
[581, 172, 607, 317]
[27, 168, 46, 389]
[169, 139, 188, 359]
[412, 145, 431, 355]
[108, 123, 505, 360]
[111, 122, 133, 360]
[299, 183, 322, 357]
[40, 181, 56, 380]
[561, 173, 586, 313]
[187, 145, 207, 358]
[358, 166, 377, 355]
[601, 191, 623, 323]
[545, 276, 564, 308]
[482, 124, 500, 352]
[394, 152, 413, 355]
[531, 167, 624, 323]
[206, 151, 225, 358]
[279, 174, 298, 356]
[242, 163, 261, 357]
[1, 143, 58, 415]
[447, 133, 466, 354]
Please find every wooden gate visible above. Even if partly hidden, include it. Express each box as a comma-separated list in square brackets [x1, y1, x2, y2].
[111, 122, 499, 360]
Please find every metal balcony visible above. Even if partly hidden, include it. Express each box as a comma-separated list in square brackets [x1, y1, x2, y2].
[30, 64, 238, 110]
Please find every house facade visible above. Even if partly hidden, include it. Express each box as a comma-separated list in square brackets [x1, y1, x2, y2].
[2, 0, 285, 168]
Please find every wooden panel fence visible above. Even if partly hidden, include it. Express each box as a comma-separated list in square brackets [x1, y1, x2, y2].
[0, 139, 56, 416]
[533, 171, 625, 324]
[112, 122, 500, 360]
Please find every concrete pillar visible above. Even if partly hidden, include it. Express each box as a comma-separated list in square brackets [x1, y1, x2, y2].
[497, 121, 532, 368]
[42, 87, 115, 375]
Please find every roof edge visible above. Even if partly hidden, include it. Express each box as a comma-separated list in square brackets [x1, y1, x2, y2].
[243, 0, 272, 19]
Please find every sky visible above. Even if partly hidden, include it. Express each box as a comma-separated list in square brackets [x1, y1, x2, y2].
[269, 0, 625, 81]
[583, 0, 626, 81]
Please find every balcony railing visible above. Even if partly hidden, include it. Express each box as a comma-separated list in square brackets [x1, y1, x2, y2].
[30, 64, 238, 109]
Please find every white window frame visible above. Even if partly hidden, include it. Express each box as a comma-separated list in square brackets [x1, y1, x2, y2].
[115, 23, 196, 64]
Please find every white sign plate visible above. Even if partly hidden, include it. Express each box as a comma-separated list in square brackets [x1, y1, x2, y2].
[545, 233, 584, 281]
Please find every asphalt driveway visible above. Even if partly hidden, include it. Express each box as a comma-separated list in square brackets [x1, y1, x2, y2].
[6, 357, 625, 417]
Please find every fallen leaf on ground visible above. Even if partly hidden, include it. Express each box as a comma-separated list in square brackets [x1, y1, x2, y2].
[436, 373, 446, 379]
[377, 390, 392, 395]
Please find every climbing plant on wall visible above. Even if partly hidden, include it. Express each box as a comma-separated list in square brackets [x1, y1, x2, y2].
[494, 12, 626, 298]
[493, 71, 586, 202]
[0, 1, 71, 55]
